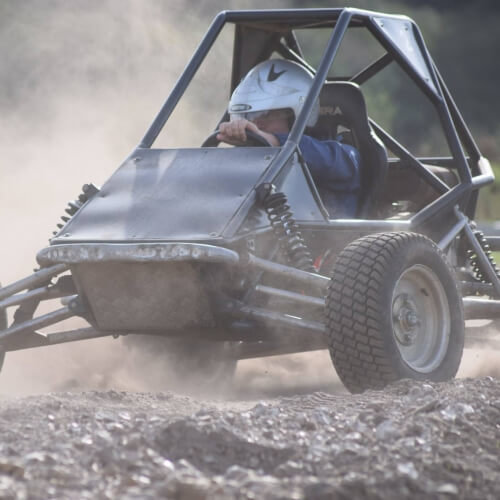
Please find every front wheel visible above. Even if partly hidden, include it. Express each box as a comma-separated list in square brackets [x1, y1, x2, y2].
[325, 232, 464, 393]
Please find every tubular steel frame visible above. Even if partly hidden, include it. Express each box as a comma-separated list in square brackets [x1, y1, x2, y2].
[137, 7, 499, 293]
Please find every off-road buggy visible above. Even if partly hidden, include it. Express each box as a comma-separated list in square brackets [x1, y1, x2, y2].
[1, 7, 499, 393]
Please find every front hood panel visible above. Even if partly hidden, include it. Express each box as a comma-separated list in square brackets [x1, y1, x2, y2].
[52, 147, 278, 243]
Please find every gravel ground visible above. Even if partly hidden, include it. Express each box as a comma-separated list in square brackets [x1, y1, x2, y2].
[0, 375, 498, 500]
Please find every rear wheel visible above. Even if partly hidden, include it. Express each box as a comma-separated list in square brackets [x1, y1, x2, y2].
[325, 232, 464, 393]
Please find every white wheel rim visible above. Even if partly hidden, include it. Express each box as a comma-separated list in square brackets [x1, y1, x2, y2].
[391, 264, 450, 373]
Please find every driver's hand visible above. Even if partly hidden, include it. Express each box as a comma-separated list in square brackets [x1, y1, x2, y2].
[217, 119, 279, 146]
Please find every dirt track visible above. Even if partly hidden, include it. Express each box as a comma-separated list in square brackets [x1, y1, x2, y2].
[0, 370, 498, 499]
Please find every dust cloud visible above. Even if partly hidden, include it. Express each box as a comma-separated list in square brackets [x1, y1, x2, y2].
[0, 0, 218, 396]
[0, 1, 498, 398]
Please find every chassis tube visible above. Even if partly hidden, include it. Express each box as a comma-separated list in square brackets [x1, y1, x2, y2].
[434, 67, 481, 162]
[0, 306, 75, 340]
[247, 254, 329, 293]
[255, 285, 325, 308]
[236, 335, 328, 360]
[2, 327, 114, 352]
[437, 215, 468, 251]
[289, 9, 352, 144]
[438, 205, 469, 251]
[369, 121, 449, 194]
[472, 156, 495, 189]
[0, 285, 67, 309]
[236, 304, 325, 333]
[0, 264, 68, 302]
[410, 183, 469, 229]
[139, 13, 226, 148]
[45, 327, 113, 345]
[463, 298, 500, 320]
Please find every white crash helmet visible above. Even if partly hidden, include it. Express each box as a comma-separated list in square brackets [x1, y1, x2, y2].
[228, 59, 319, 127]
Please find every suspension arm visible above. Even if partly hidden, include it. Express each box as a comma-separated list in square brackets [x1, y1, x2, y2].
[0, 284, 71, 309]
[0, 264, 68, 302]
[0, 305, 76, 341]
[247, 254, 329, 293]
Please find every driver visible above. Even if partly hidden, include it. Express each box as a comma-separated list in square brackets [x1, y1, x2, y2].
[217, 59, 361, 218]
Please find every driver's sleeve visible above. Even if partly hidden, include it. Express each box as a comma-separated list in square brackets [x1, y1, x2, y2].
[274, 133, 361, 217]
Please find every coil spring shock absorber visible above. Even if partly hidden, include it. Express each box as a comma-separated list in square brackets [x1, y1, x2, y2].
[53, 183, 100, 236]
[257, 183, 315, 273]
[467, 229, 500, 283]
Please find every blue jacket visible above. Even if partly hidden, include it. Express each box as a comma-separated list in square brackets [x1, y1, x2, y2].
[275, 133, 361, 218]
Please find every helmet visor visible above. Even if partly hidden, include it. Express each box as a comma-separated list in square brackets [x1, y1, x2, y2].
[230, 110, 271, 122]
[230, 108, 294, 123]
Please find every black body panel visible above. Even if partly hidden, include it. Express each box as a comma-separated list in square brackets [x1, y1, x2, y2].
[53, 147, 279, 243]
[53, 147, 328, 244]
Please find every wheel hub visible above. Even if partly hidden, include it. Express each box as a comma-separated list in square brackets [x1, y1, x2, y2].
[391, 264, 451, 374]
[393, 293, 421, 346]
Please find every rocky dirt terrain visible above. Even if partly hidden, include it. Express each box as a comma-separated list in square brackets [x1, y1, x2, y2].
[0, 363, 499, 499]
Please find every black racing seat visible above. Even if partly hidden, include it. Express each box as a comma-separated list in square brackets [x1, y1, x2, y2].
[311, 81, 388, 218]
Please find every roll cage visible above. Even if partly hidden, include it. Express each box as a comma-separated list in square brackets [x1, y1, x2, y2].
[138, 9, 496, 285]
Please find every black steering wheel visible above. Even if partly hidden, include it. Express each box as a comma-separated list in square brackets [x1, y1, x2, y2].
[201, 129, 272, 148]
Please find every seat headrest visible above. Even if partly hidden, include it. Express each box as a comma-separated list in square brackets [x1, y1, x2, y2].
[316, 81, 388, 218]
[317, 82, 372, 140]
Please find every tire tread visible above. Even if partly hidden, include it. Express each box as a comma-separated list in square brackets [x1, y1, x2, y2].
[325, 231, 462, 393]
